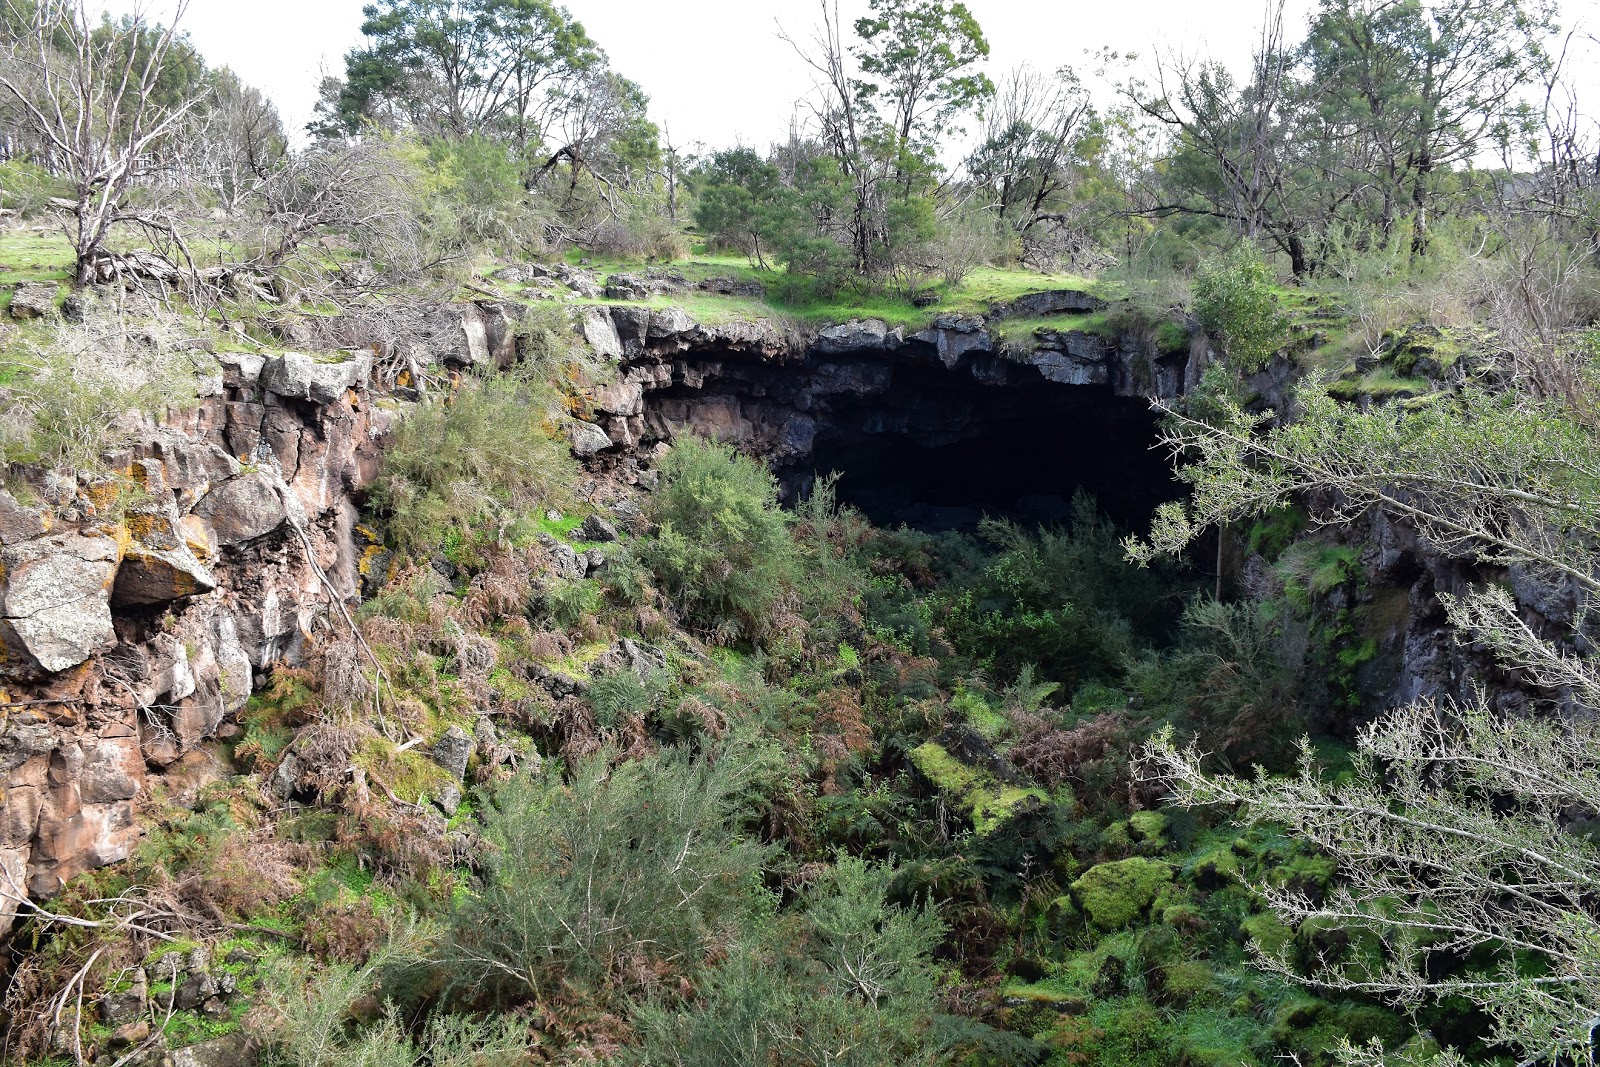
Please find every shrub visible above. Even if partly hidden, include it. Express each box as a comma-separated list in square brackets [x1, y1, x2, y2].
[441, 741, 779, 1003]
[0, 308, 216, 470]
[371, 362, 577, 558]
[1191, 244, 1291, 371]
[620, 856, 950, 1067]
[641, 436, 798, 642]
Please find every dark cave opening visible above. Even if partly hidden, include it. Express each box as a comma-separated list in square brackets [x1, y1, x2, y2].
[796, 364, 1182, 533]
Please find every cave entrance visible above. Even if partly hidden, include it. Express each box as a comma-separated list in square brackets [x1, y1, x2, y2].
[800, 365, 1180, 533]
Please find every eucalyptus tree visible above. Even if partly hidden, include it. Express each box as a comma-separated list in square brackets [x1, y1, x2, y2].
[1302, 0, 1558, 257]
[318, 0, 601, 158]
[784, 0, 992, 275]
[965, 64, 1103, 268]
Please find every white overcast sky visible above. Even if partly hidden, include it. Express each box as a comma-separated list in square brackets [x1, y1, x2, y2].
[170, 0, 1600, 150]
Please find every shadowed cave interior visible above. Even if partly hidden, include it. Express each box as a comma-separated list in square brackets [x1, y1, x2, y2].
[791, 364, 1181, 532]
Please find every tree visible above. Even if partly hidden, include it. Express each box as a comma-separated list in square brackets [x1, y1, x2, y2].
[326, 0, 600, 154]
[0, 0, 205, 284]
[965, 63, 1101, 268]
[1129, 370, 1600, 1061]
[1303, 0, 1557, 257]
[783, 0, 991, 275]
[693, 147, 797, 269]
[852, 0, 992, 180]
[177, 66, 287, 213]
[1125, 1, 1324, 276]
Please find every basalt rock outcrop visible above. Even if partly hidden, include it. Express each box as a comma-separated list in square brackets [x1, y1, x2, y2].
[0, 299, 523, 934]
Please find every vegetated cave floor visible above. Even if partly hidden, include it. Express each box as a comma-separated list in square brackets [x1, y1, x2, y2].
[802, 373, 1180, 533]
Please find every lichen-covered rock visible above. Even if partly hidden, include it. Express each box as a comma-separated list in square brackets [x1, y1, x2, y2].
[0, 532, 119, 673]
[568, 420, 613, 457]
[1071, 857, 1175, 930]
[431, 725, 473, 781]
[582, 307, 623, 360]
[0, 489, 46, 545]
[813, 318, 890, 354]
[8, 281, 59, 320]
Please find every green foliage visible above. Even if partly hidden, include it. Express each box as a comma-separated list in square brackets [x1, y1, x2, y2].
[371, 358, 577, 558]
[621, 856, 951, 1067]
[587, 667, 666, 727]
[255, 932, 525, 1067]
[928, 493, 1185, 689]
[641, 436, 798, 642]
[1190, 245, 1290, 371]
[443, 741, 778, 1003]
[693, 148, 799, 269]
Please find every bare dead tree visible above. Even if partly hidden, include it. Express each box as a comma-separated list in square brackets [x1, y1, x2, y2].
[0, 0, 203, 285]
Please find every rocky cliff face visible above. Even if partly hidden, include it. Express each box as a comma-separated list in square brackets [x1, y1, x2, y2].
[0, 348, 391, 930]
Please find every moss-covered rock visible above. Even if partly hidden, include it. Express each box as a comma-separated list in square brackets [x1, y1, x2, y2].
[909, 739, 1047, 835]
[1071, 857, 1175, 930]
[1128, 809, 1168, 844]
[1156, 961, 1217, 1007]
[1240, 911, 1294, 957]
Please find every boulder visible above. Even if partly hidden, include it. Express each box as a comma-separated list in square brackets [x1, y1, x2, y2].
[647, 306, 696, 339]
[0, 489, 46, 545]
[1001, 289, 1106, 317]
[431, 725, 473, 781]
[161, 1032, 256, 1067]
[8, 282, 58, 320]
[568, 420, 613, 458]
[576, 515, 619, 543]
[112, 542, 216, 607]
[581, 307, 623, 360]
[0, 533, 119, 673]
[260, 351, 373, 405]
[190, 473, 288, 546]
[813, 318, 890, 354]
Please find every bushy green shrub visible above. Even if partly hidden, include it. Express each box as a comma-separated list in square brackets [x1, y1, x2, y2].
[620, 856, 951, 1067]
[641, 436, 798, 642]
[371, 361, 577, 559]
[442, 741, 778, 1003]
[1191, 245, 1291, 371]
[254, 933, 524, 1067]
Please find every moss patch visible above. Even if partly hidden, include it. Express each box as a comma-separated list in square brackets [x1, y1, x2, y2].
[1071, 857, 1176, 930]
[909, 741, 1047, 835]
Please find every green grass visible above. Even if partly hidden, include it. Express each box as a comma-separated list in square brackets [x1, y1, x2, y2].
[527, 250, 1110, 332]
[0, 230, 73, 285]
[992, 311, 1109, 350]
[1327, 367, 1432, 399]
